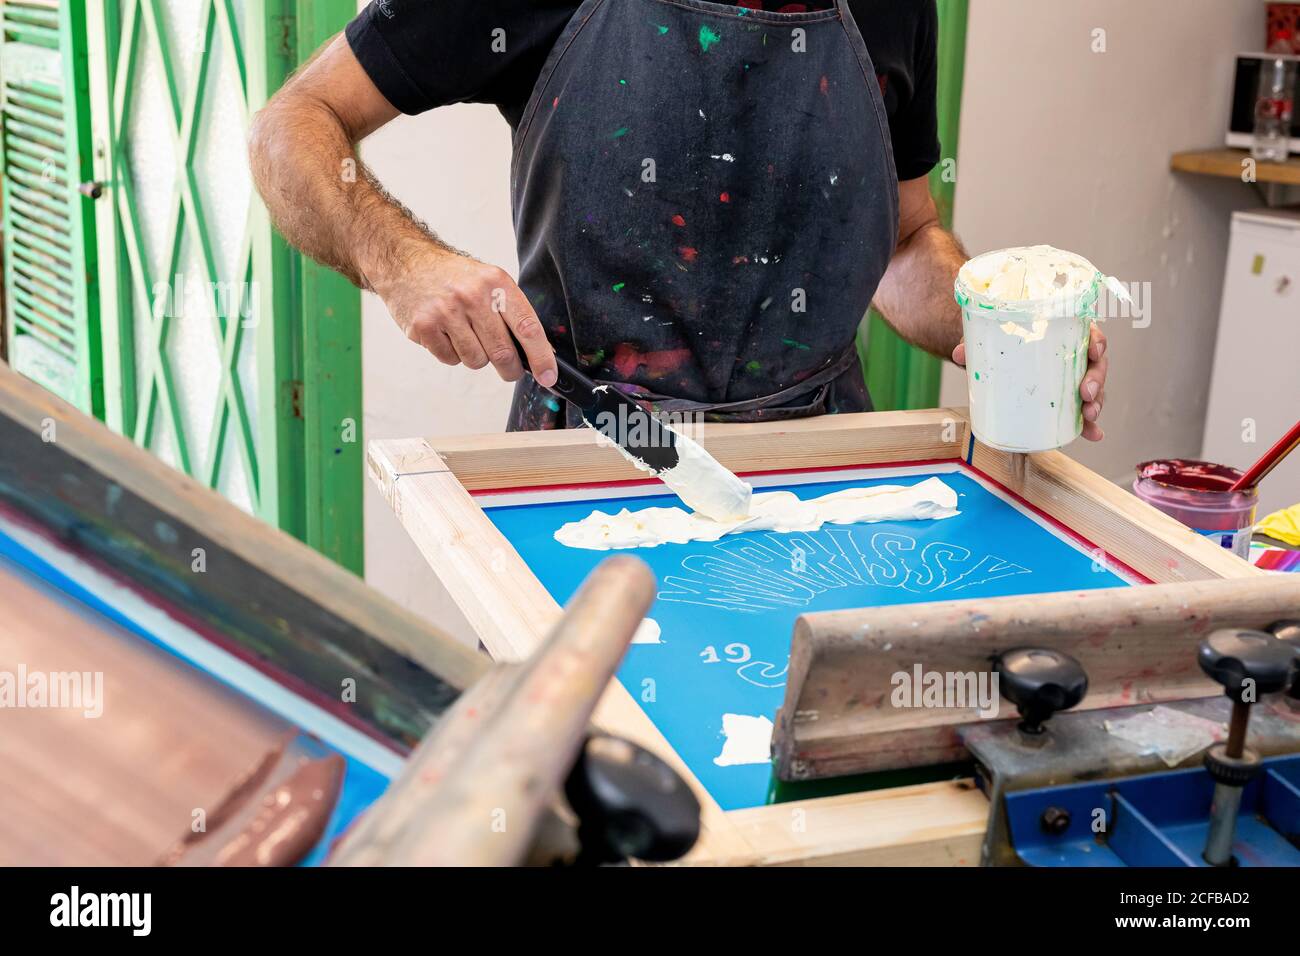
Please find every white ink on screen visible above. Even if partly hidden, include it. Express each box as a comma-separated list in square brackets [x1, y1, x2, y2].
[736, 659, 788, 688]
[713, 713, 774, 767]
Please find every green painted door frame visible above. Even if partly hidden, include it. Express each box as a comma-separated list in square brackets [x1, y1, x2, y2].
[253, 0, 364, 572]
[859, 0, 968, 411]
[76, 0, 362, 573]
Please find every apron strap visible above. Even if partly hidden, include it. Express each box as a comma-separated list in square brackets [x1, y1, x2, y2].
[598, 344, 861, 416]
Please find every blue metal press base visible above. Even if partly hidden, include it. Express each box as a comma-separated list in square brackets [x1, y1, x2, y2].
[1006, 754, 1300, 866]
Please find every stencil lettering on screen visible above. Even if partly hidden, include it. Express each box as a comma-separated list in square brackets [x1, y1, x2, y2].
[658, 528, 1030, 613]
[699, 643, 789, 688]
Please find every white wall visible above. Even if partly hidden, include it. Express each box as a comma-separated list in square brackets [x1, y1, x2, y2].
[942, 0, 1263, 483]
[361, 105, 518, 643]
[360, 0, 1267, 633]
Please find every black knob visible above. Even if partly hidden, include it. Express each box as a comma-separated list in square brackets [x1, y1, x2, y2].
[1198, 628, 1297, 703]
[564, 733, 700, 865]
[78, 180, 104, 199]
[994, 647, 1089, 734]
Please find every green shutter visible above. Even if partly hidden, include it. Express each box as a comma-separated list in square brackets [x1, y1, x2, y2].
[1, 0, 102, 414]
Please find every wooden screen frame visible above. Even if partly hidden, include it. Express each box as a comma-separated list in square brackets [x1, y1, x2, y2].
[0, 362, 485, 752]
[367, 408, 1257, 866]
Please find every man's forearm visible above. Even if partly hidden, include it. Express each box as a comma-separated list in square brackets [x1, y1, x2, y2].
[249, 102, 447, 292]
[871, 221, 968, 359]
[247, 50, 448, 294]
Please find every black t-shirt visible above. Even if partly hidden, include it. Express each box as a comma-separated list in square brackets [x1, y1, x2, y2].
[346, 0, 940, 180]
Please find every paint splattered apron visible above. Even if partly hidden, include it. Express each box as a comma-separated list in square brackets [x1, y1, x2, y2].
[508, 0, 899, 430]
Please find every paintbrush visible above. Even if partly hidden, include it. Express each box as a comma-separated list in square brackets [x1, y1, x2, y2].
[510, 333, 752, 520]
[1229, 419, 1300, 492]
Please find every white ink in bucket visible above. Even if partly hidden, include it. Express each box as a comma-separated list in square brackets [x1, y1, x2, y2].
[955, 245, 1129, 453]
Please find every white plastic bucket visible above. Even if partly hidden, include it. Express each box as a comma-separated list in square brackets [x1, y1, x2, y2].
[955, 250, 1101, 453]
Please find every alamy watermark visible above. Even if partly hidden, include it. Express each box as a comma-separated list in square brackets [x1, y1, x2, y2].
[50, 886, 150, 936]
[1003, 282, 1150, 329]
[1098, 281, 1151, 329]
[0, 666, 103, 718]
[150, 275, 260, 327]
[891, 664, 1000, 718]
[591, 401, 705, 449]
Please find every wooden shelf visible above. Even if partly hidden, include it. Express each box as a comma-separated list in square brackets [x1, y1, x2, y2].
[1171, 148, 1300, 186]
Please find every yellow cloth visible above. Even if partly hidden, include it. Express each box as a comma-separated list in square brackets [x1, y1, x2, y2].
[1257, 502, 1300, 547]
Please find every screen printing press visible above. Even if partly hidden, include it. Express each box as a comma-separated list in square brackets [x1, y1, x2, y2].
[0, 364, 701, 867]
[369, 409, 1300, 867]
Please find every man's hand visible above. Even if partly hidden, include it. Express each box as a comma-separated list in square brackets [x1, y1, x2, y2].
[379, 250, 557, 386]
[952, 323, 1109, 442]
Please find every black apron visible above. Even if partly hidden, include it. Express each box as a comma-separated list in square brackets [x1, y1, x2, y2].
[508, 0, 899, 430]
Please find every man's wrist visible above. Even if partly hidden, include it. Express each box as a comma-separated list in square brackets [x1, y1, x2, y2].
[363, 235, 453, 298]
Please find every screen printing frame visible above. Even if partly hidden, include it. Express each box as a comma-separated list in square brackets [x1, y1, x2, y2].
[368, 408, 1259, 866]
[0, 364, 487, 756]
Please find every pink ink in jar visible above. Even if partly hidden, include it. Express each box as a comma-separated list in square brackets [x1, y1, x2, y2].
[1132, 459, 1258, 560]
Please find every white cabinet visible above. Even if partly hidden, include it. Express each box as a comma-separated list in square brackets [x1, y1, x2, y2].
[1202, 209, 1300, 520]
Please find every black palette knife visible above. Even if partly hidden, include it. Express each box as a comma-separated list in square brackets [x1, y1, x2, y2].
[512, 333, 679, 472]
[509, 332, 751, 520]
